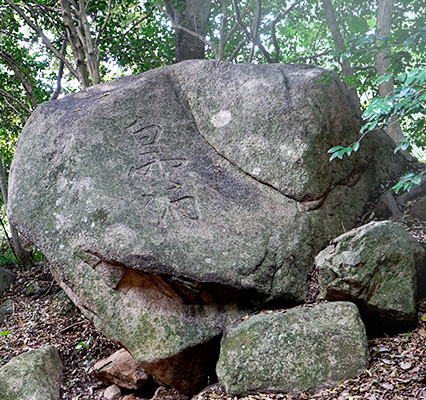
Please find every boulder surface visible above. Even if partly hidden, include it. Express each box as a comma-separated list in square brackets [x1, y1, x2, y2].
[8, 61, 403, 393]
[216, 302, 370, 395]
[316, 221, 425, 333]
[0, 345, 62, 400]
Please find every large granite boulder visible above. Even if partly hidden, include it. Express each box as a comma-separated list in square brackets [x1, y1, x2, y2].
[0, 345, 62, 400]
[8, 61, 403, 393]
[216, 302, 370, 395]
[316, 221, 425, 334]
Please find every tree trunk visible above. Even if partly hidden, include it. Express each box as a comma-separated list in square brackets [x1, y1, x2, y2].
[375, 0, 404, 145]
[78, 0, 101, 85]
[60, 0, 91, 88]
[322, 0, 358, 102]
[164, 0, 211, 61]
[0, 157, 33, 269]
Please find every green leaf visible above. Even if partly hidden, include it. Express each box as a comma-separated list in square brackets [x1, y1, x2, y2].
[330, 152, 340, 161]
[394, 141, 410, 153]
[375, 73, 393, 85]
[404, 35, 418, 47]
[328, 145, 344, 154]
[340, 50, 351, 62]
[0, 331, 11, 336]
[353, 142, 360, 152]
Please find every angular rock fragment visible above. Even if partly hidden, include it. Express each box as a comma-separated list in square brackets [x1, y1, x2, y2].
[216, 302, 369, 395]
[92, 348, 151, 390]
[316, 221, 425, 333]
[0, 345, 62, 400]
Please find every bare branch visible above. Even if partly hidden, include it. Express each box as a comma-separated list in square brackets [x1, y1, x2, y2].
[95, 0, 113, 48]
[225, 38, 248, 62]
[100, 6, 156, 45]
[59, 0, 91, 87]
[0, 89, 32, 115]
[78, 0, 100, 84]
[272, 0, 304, 62]
[248, 0, 262, 63]
[231, 0, 273, 63]
[287, 49, 332, 63]
[224, 0, 250, 43]
[218, 0, 228, 60]
[4, 0, 81, 81]
[157, 0, 218, 56]
[50, 38, 67, 100]
[0, 50, 38, 107]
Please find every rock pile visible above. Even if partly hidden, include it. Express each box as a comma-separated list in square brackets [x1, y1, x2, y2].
[8, 60, 417, 396]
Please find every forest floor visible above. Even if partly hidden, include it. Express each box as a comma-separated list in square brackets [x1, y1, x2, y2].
[1, 262, 426, 400]
[1, 190, 426, 399]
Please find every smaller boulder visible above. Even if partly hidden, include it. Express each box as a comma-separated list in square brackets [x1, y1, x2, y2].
[92, 348, 151, 390]
[316, 221, 425, 333]
[103, 384, 121, 400]
[216, 302, 369, 396]
[0, 299, 15, 324]
[410, 196, 426, 221]
[0, 345, 62, 400]
[0, 267, 16, 296]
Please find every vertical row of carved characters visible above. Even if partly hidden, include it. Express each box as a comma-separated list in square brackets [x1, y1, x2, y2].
[126, 121, 199, 227]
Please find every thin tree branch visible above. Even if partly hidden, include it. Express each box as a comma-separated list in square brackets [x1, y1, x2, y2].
[0, 89, 32, 114]
[218, 0, 228, 60]
[231, 0, 273, 63]
[0, 216, 18, 261]
[287, 49, 332, 63]
[4, 0, 80, 81]
[100, 6, 156, 44]
[248, 0, 262, 63]
[95, 0, 113, 48]
[59, 0, 91, 87]
[225, 38, 248, 62]
[0, 50, 38, 108]
[50, 38, 67, 100]
[272, 0, 304, 62]
[157, 0, 218, 56]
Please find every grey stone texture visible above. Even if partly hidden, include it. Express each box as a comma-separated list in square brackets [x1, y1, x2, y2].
[216, 302, 370, 396]
[0, 267, 16, 296]
[316, 221, 425, 333]
[7, 61, 403, 393]
[0, 345, 62, 400]
[0, 299, 14, 324]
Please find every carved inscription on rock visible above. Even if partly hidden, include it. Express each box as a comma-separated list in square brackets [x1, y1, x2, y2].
[126, 121, 199, 227]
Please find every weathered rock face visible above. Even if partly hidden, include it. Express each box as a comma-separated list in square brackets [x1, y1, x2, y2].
[8, 61, 403, 393]
[0, 345, 62, 400]
[216, 302, 370, 395]
[316, 221, 425, 334]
